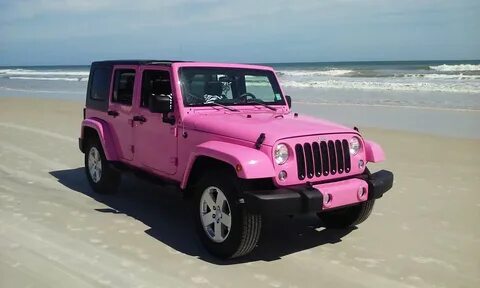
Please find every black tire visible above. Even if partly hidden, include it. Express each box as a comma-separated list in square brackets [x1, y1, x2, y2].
[318, 167, 374, 228]
[84, 138, 121, 194]
[318, 199, 375, 228]
[194, 169, 262, 259]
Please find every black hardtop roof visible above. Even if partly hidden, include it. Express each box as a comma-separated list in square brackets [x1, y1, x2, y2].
[91, 60, 190, 67]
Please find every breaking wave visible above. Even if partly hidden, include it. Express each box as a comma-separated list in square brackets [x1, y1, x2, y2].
[280, 79, 480, 93]
[429, 64, 480, 72]
[277, 69, 354, 77]
[0, 68, 89, 82]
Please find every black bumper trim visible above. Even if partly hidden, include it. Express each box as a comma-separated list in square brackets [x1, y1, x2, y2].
[243, 169, 393, 215]
[79, 138, 84, 153]
[367, 170, 394, 200]
[243, 186, 323, 215]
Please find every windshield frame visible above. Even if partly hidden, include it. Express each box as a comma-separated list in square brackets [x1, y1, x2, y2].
[178, 67, 286, 108]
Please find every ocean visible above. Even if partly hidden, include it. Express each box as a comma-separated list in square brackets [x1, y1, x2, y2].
[1, 60, 479, 110]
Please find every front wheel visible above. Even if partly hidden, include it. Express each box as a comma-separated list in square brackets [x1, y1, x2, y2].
[318, 200, 375, 228]
[194, 170, 262, 259]
[84, 138, 121, 194]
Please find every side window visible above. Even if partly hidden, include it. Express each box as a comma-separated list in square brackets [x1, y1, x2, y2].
[141, 70, 172, 108]
[89, 68, 110, 101]
[112, 69, 135, 105]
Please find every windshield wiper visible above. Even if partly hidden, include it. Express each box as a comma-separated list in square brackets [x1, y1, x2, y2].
[246, 99, 277, 111]
[209, 102, 239, 112]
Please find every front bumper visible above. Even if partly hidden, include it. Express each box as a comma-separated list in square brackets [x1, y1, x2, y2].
[243, 170, 393, 215]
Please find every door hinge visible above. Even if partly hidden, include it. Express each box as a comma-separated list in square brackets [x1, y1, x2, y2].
[131, 145, 135, 154]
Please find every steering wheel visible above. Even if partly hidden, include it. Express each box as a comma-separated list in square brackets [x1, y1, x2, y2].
[238, 92, 257, 102]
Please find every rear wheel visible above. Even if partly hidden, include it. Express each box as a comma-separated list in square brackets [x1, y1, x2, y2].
[84, 138, 121, 194]
[194, 170, 262, 259]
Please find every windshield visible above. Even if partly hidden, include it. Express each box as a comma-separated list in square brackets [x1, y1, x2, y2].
[179, 67, 285, 107]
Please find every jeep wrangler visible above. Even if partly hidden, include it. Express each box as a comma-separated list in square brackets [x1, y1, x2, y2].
[79, 60, 393, 259]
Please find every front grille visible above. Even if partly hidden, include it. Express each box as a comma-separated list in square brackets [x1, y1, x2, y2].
[295, 139, 351, 180]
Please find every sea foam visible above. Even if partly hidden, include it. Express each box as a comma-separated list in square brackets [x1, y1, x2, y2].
[277, 69, 354, 77]
[429, 64, 480, 72]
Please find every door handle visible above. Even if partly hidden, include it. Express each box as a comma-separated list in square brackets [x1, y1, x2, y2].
[107, 110, 119, 117]
[132, 115, 147, 123]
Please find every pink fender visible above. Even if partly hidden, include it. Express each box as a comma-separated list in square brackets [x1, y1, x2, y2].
[364, 140, 385, 163]
[81, 118, 119, 161]
[181, 141, 275, 189]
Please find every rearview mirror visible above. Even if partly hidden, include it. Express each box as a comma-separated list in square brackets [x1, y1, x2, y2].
[285, 95, 292, 108]
[149, 94, 173, 114]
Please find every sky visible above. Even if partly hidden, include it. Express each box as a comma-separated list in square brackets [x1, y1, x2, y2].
[0, 0, 479, 66]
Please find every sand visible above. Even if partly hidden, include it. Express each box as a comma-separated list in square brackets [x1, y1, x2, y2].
[0, 97, 479, 288]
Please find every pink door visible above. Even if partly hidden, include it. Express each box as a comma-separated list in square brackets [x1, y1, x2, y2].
[132, 67, 177, 175]
[108, 65, 138, 161]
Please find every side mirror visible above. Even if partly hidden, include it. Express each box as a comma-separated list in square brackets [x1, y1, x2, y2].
[149, 94, 175, 125]
[149, 94, 173, 114]
[285, 95, 292, 108]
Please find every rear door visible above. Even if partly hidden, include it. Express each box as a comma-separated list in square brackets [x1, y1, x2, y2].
[107, 65, 138, 161]
[132, 67, 178, 175]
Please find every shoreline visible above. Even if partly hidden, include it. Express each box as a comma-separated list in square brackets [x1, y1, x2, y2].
[1, 95, 479, 140]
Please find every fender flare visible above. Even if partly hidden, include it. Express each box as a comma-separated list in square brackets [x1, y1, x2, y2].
[81, 118, 119, 161]
[181, 141, 275, 189]
[364, 140, 385, 163]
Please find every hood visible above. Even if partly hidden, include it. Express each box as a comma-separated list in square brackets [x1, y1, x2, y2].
[184, 111, 355, 146]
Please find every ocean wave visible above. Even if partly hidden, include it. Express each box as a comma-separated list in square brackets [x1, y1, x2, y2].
[8, 76, 88, 82]
[0, 68, 89, 77]
[280, 79, 480, 93]
[429, 64, 480, 72]
[403, 73, 480, 80]
[277, 69, 354, 77]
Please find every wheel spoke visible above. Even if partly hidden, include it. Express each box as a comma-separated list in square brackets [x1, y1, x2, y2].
[213, 221, 223, 242]
[215, 191, 227, 206]
[204, 190, 216, 209]
[201, 211, 215, 226]
[221, 213, 231, 227]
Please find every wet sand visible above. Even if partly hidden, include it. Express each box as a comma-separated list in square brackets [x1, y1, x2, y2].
[0, 97, 479, 287]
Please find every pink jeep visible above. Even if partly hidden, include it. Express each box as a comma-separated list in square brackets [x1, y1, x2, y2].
[79, 60, 393, 259]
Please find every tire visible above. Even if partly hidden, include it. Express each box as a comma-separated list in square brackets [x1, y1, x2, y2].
[317, 167, 374, 228]
[194, 169, 262, 259]
[84, 138, 121, 194]
[318, 199, 375, 228]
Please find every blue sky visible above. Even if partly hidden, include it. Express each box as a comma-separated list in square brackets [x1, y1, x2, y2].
[0, 0, 479, 65]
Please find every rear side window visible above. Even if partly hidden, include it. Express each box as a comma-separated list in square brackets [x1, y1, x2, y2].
[141, 70, 172, 107]
[89, 68, 110, 101]
[112, 69, 135, 105]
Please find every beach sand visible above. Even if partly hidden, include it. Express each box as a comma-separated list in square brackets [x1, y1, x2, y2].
[0, 97, 479, 287]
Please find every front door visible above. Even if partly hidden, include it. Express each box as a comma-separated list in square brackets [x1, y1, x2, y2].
[133, 67, 178, 175]
[108, 66, 138, 161]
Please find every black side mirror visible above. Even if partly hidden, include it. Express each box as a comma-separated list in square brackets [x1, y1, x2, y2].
[285, 95, 292, 108]
[149, 94, 175, 125]
[149, 94, 173, 113]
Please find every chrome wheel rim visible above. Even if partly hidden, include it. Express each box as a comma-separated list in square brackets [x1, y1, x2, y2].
[88, 147, 102, 183]
[199, 186, 232, 243]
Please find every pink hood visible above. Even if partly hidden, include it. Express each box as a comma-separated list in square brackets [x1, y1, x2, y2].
[184, 111, 355, 146]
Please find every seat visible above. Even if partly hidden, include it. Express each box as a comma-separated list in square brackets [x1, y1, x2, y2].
[204, 81, 223, 96]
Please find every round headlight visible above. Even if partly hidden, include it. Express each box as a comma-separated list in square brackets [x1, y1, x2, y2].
[349, 137, 361, 155]
[274, 143, 289, 165]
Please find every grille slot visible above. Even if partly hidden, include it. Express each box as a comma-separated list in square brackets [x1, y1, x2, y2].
[342, 139, 351, 173]
[295, 138, 352, 180]
[295, 144, 306, 180]
[304, 143, 314, 179]
[312, 142, 322, 177]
